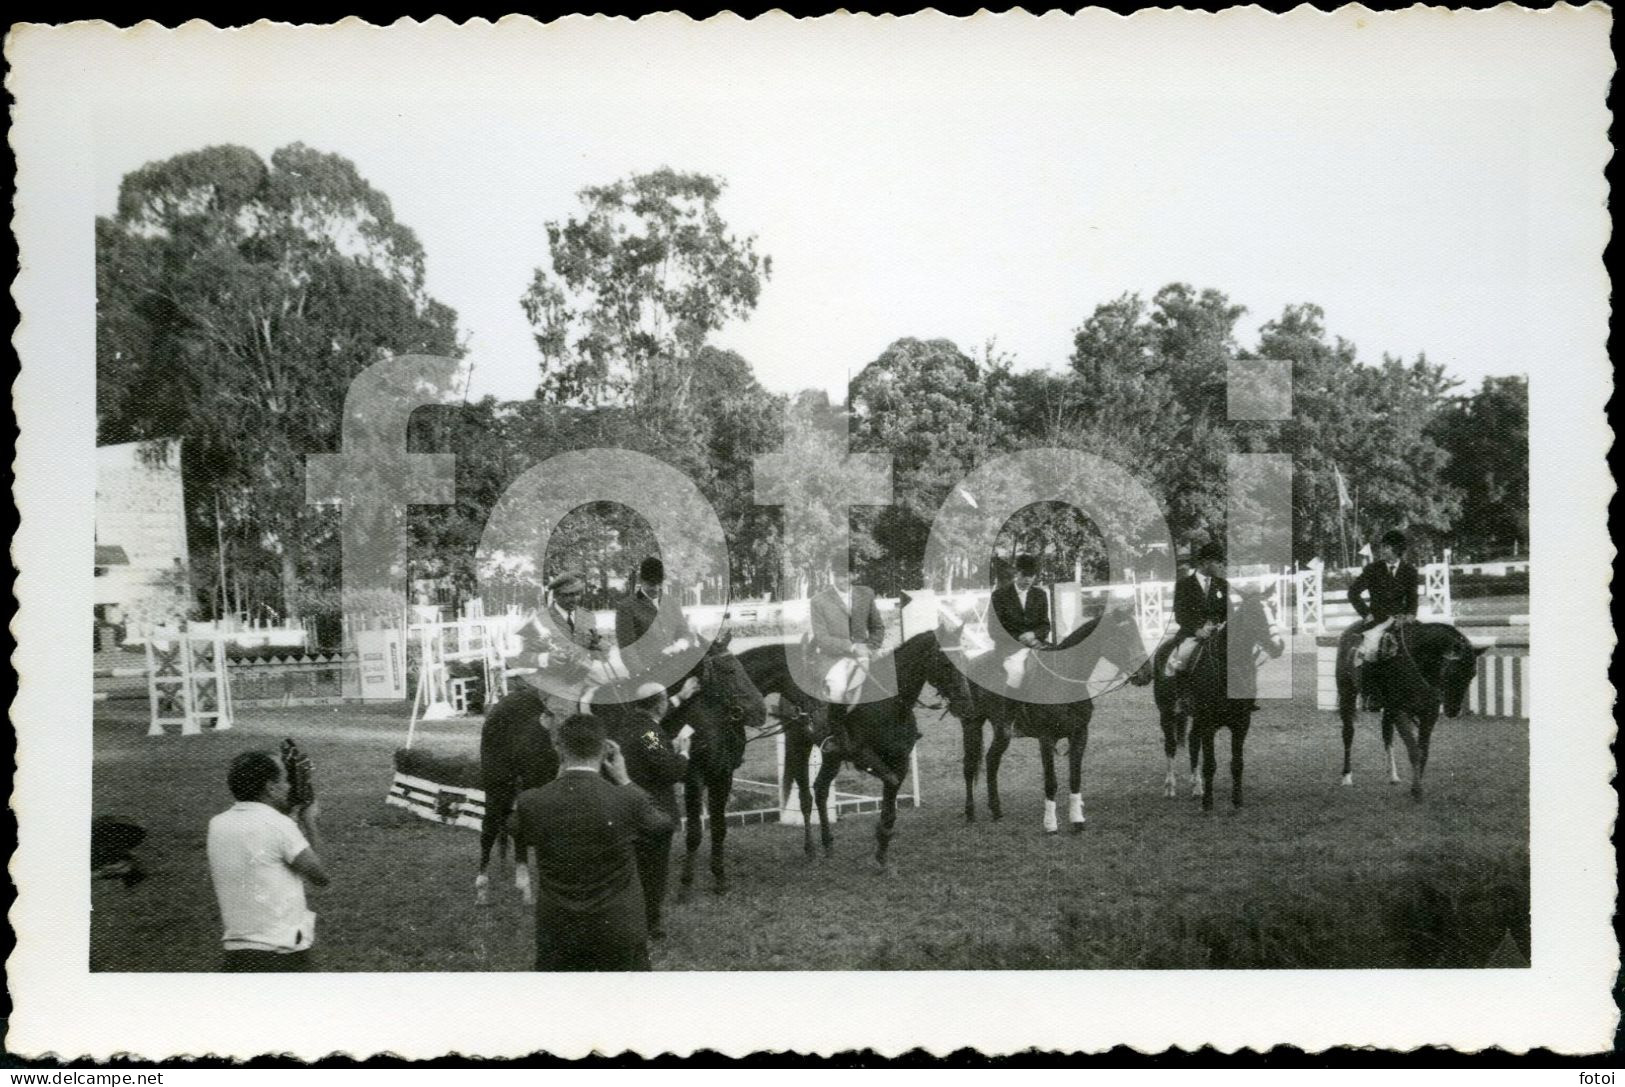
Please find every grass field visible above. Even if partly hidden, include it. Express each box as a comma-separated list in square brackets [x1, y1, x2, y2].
[90, 648, 1529, 971]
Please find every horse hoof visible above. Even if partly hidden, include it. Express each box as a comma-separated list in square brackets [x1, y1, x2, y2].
[712, 880, 729, 896]
[1340, 774, 1353, 787]
[1070, 820, 1086, 834]
[1201, 796, 1215, 812]
[989, 808, 1003, 822]
[474, 878, 491, 907]
[1410, 785, 1425, 801]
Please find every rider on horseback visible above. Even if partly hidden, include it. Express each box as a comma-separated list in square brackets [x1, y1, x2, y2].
[614, 556, 703, 698]
[990, 553, 1051, 692]
[1346, 528, 1420, 710]
[807, 547, 887, 767]
[1165, 540, 1229, 716]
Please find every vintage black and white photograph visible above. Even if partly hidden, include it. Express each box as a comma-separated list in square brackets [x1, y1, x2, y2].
[8, 10, 1615, 1059]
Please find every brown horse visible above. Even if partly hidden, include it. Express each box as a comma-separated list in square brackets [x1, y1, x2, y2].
[1335, 621, 1483, 799]
[590, 635, 768, 894]
[957, 604, 1152, 831]
[475, 684, 559, 905]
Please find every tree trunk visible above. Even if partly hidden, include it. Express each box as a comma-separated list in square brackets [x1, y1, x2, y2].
[280, 548, 300, 621]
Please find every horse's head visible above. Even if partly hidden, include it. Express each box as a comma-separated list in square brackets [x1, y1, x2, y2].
[1230, 586, 1286, 661]
[1437, 632, 1487, 718]
[695, 638, 768, 733]
[1097, 599, 1154, 682]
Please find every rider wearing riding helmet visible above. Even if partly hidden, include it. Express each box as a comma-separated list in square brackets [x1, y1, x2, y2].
[990, 553, 1051, 691]
[1346, 528, 1420, 708]
[1166, 539, 1230, 713]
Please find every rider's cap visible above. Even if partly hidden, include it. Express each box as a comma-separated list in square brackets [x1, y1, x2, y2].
[1380, 528, 1407, 552]
[548, 571, 587, 595]
[1015, 553, 1039, 576]
[1195, 540, 1225, 564]
[638, 556, 665, 584]
[634, 681, 667, 701]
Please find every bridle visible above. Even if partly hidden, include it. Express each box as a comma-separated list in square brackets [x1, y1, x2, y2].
[1023, 612, 1147, 701]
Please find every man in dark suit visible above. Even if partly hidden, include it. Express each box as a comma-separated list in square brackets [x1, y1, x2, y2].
[513, 714, 671, 972]
[614, 557, 699, 684]
[1165, 541, 1230, 711]
[611, 683, 694, 940]
[990, 553, 1051, 690]
[1345, 528, 1421, 707]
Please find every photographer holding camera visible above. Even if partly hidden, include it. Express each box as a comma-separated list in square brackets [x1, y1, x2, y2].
[206, 748, 328, 972]
[514, 713, 672, 972]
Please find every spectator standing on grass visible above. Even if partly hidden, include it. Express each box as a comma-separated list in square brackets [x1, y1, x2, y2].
[514, 713, 672, 971]
[611, 682, 695, 941]
[206, 750, 328, 971]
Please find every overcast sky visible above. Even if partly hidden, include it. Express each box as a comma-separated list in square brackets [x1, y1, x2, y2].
[90, 14, 1564, 404]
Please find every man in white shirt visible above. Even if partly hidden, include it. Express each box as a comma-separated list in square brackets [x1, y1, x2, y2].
[207, 750, 329, 971]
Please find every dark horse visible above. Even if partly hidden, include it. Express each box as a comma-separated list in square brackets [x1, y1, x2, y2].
[817, 626, 975, 869]
[476, 684, 559, 905]
[957, 604, 1152, 831]
[593, 635, 768, 894]
[1150, 588, 1285, 811]
[735, 641, 826, 858]
[1334, 621, 1483, 799]
[740, 626, 975, 868]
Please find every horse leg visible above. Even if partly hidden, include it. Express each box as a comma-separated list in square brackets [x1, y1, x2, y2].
[1230, 718, 1247, 808]
[986, 719, 1012, 821]
[791, 730, 816, 858]
[962, 717, 984, 823]
[1339, 700, 1358, 786]
[679, 771, 703, 891]
[1189, 719, 1205, 799]
[1160, 709, 1180, 797]
[1067, 724, 1087, 832]
[1198, 720, 1217, 812]
[1416, 709, 1437, 795]
[708, 774, 732, 894]
[1039, 738, 1059, 834]
[1388, 709, 1425, 801]
[813, 749, 841, 856]
[874, 770, 902, 871]
[1382, 714, 1402, 784]
[476, 782, 511, 905]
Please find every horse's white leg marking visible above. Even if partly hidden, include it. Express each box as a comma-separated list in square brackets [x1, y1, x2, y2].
[515, 860, 532, 905]
[1164, 757, 1177, 798]
[1068, 792, 1085, 825]
[1042, 799, 1059, 834]
[1340, 771, 1354, 787]
[474, 871, 490, 906]
[1387, 743, 1402, 784]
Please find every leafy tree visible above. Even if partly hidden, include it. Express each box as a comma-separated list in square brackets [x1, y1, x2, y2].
[1430, 374, 1528, 559]
[520, 168, 770, 413]
[848, 337, 1010, 590]
[96, 143, 462, 617]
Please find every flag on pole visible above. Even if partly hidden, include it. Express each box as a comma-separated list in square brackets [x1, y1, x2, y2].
[1333, 465, 1352, 510]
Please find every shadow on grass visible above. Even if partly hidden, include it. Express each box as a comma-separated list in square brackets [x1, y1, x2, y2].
[861, 852, 1530, 969]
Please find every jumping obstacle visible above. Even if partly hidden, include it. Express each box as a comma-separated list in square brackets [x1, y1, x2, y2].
[1314, 619, 1530, 719]
[404, 600, 517, 746]
[143, 625, 234, 736]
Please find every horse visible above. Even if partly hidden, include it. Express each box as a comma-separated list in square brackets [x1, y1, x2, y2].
[669, 636, 767, 893]
[957, 604, 1152, 832]
[1155, 587, 1286, 811]
[735, 642, 826, 857]
[1145, 639, 1202, 799]
[809, 625, 977, 869]
[1334, 621, 1484, 799]
[475, 684, 559, 905]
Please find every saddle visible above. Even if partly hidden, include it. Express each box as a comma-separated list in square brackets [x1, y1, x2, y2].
[1372, 619, 1410, 663]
